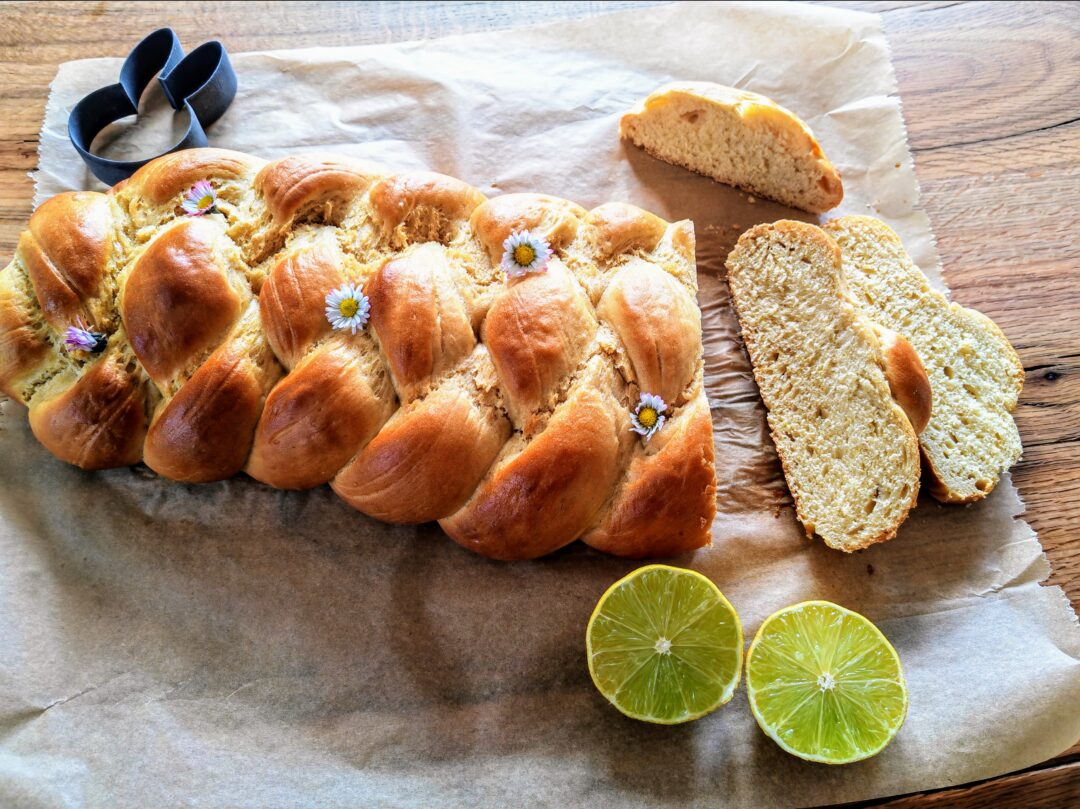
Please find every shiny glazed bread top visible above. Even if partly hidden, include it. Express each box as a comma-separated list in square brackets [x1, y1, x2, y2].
[0, 149, 716, 560]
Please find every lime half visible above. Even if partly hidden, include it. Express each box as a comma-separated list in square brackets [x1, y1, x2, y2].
[746, 601, 908, 764]
[586, 564, 743, 724]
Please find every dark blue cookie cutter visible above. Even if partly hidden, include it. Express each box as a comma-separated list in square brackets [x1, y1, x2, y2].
[68, 28, 237, 186]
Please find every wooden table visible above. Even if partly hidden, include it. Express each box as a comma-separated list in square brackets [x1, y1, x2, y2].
[0, 2, 1076, 806]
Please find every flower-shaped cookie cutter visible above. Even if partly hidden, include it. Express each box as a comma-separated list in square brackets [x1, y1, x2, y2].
[68, 28, 237, 185]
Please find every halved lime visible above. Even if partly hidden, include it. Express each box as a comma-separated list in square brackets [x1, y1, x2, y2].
[746, 601, 908, 764]
[586, 564, 743, 724]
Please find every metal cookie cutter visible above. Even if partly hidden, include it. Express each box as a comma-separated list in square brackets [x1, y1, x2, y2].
[67, 28, 237, 185]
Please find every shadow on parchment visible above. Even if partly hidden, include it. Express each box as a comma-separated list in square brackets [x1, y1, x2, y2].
[619, 141, 818, 276]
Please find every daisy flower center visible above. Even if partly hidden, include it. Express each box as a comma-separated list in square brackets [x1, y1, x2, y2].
[637, 407, 659, 429]
[501, 230, 552, 278]
[338, 298, 360, 318]
[513, 244, 537, 266]
[197, 194, 214, 210]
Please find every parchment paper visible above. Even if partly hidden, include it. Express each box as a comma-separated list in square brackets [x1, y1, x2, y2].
[3, 2, 1079, 807]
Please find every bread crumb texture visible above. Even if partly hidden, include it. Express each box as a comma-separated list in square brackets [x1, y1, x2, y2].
[825, 216, 1022, 502]
[621, 82, 843, 214]
[726, 221, 920, 552]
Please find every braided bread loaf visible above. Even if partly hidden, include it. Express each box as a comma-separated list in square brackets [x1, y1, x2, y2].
[0, 149, 716, 560]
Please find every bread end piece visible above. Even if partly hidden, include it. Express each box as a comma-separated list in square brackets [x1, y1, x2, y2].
[620, 82, 843, 214]
[725, 220, 921, 552]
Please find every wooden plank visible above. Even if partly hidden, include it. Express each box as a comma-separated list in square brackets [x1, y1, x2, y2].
[871, 1, 1080, 629]
[853, 4, 1080, 798]
[0, 2, 1077, 805]
[850, 759, 1080, 808]
[880, 1, 1080, 150]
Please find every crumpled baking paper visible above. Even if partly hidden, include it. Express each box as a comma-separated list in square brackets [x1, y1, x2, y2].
[3, 2, 1079, 807]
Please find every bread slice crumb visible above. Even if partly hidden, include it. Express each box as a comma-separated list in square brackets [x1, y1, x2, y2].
[825, 216, 1023, 502]
[726, 220, 921, 551]
[620, 82, 843, 214]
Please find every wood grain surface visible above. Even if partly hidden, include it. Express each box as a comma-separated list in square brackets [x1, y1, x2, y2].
[0, 2, 1076, 807]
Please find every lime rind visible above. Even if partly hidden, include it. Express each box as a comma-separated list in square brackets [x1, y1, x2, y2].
[746, 600, 908, 764]
[586, 564, 744, 724]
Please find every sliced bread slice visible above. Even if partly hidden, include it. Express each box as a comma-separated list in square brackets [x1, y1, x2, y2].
[620, 81, 843, 214]
[726, 221, 922, 551]
[825, 216, 1024, 502]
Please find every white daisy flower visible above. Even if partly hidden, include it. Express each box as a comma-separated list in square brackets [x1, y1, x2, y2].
[630, 392, 668, 442]
[325, 283, 371, 334]
[501, 229, 552, 278]
[181, 181, 217, 216]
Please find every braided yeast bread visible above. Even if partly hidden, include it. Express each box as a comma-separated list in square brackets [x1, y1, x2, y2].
[0, 149, 716, 560]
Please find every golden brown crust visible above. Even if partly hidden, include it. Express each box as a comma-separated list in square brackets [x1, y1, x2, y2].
[143, 340, 266, 483]
[586, 203, 667, 262]
[122, 218, 243, 387]
[366, 243, 475, 400]
[470, 194, 586, 264]
[668, 220, 696, 267]
[0, 271, 50, 402]
[876, 327, 932, 435]
[333, 377, 510, 523]
[256, 154, 380, 229]
[28, 354, 147, 470]
[18, 192, 112, 331]
[440, 382, 622, 561]
[584, 395, 715, 558]
[597, 258, 701, 404]
[369, 171, 487, 244]
[125, 148, 264, 207]
[258, 238, 344, 369]
[482, 261, 597, 423]
[246, 341, 391, 489]
[1, 148, 716, 561]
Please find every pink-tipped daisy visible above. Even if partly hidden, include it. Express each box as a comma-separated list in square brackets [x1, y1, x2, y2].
[501, 230, 552, 278]
[325, 283, 371, 334]
[630, 392, 668, 442]
[181, 181, 217, 216]
[64, 319, 108, 354]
